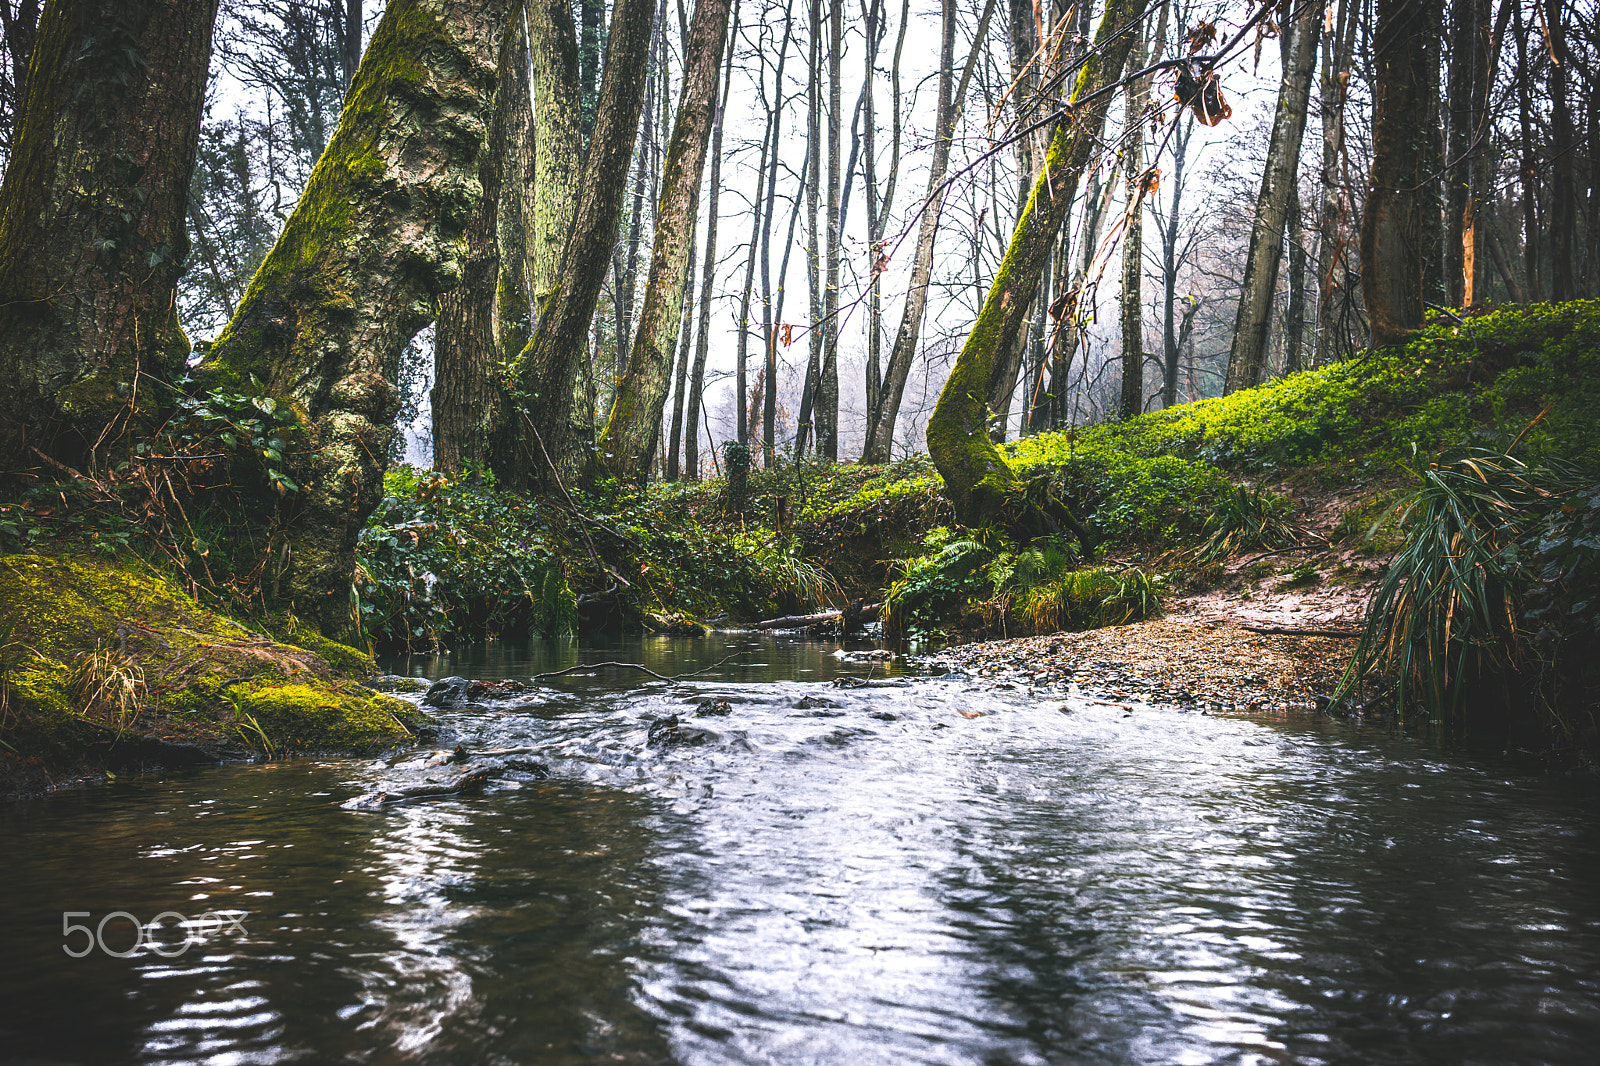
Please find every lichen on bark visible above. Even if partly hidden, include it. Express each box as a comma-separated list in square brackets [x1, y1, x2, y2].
[198, 0, 508, 635]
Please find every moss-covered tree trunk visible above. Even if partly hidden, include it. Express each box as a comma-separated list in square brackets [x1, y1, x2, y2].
[0, 0, 217, 467]
[926, 0, 1148, 528]
[1360, 0, 1441, 349]
[525, 0, 582, 320]
[498, 0, 654, 492]
[433, 2, 530, 474]
[200, 0, 508, 635]
[597, 0, 732, 483]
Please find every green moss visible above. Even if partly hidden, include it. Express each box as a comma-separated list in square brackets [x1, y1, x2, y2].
[276, 625, 378, 679]
[237, 684, 414, 754]
[0, 552, 425, 784]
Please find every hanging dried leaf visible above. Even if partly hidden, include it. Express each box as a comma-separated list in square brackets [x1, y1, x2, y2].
[1048, 288, 1077, 322]
[1174, 62, 1231, 127]
[1184, 20, 1216, 56]
[778, 323, 794, 347]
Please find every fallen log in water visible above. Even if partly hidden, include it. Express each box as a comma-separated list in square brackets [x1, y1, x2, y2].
[753, 602, 882, 630]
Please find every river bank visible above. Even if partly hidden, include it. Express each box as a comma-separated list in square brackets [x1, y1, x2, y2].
[930, 617, 1358, 714]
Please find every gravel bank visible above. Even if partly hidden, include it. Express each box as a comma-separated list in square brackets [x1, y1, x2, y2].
[926, 617, 1359, 713]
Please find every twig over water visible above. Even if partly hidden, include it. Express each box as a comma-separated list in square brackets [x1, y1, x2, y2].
[532, 653, 740, 684]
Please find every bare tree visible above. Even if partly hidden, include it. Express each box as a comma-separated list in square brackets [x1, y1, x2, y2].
[599, 0, 735, 481]
[1225, 0, 1322, 392]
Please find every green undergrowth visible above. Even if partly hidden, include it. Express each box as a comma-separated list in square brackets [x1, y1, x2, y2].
[346, 303, 1598, 650]
[0, 552, 421, 794]
[1005, 301, 1600, 545]
[879, 302, 1600, 638]
[882, 526, 1164, 640]
[356, 464, 846, 651]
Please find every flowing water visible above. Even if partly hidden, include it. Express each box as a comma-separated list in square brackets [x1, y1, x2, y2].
[3, 632, 1599, 1066]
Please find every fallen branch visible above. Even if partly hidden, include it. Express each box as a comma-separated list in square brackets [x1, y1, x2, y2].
[754, 602, 882, 630]
[1238, 623, 1361, 638]
[531, 653, 739, 684]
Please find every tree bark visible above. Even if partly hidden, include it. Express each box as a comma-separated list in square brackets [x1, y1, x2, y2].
[199, 0, 506, 633]
[794, 0, 824, 457]
[1545, 0, 1575, 301]
[499, 0, 654, 491]
[926, 0, 1149, 529]
[433, 1, 529, 474]
[1443, 0, 1487, 306]
[598, 0, 733, 482]
[343, 0, 362, 88]
[526, 0, 583, 323]
[1360, 0, 1443, 350]
[1119, 18, 1151, 418]
[1314, 0, 1360, 364]
[816, 0, 844, 460]
[1284, 182, 1307, 374]
[683, 2, 738, 481]
[1225, 0, 1321, 392]
[0, 0, 218, 467]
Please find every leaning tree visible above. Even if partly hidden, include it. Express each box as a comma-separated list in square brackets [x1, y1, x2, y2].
[199, 0, 509, 635]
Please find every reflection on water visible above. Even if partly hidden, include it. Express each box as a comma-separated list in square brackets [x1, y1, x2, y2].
[2, 633, 1598, 1065]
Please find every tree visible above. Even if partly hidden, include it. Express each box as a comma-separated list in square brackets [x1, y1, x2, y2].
[1118, 13, 1154, 418]
[0, 0, 219, 466]
[1361, 0, 1443, 349]
[497, 0, 656, 491]
[1225, 0, 1322, 392]
[816, 0, 844, 459]
[598, 0, 734, 481]
[1313, 0, 1361, 364]
[526, 0, 583, 320]
[434, 1, 531, 474]
[217, 0, 361, 185]
[865, 0, 995, 462]
[925, 0, 1150, 531]
[199, 0, 508, 634]
[680, 1, 740, 481]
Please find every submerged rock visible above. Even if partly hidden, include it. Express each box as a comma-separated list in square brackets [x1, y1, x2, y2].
[468, 679, 529, 701]
[423, 676, 471, 708]
[372, 674, 430, 694]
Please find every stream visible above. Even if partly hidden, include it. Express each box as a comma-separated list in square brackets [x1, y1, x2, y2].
[2, 632, 1598, 1065]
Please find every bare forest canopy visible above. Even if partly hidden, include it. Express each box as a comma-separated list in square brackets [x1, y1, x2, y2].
[0, 0, 1596, 632]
